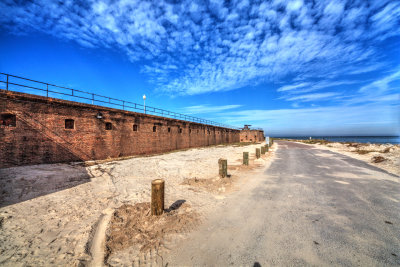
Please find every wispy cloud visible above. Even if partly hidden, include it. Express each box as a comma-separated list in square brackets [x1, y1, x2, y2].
[359, 69, 400, 93]
[180, 104, 242, 115]
[285, 92, 341, 102]
[1, 0, 399, 95]
[277, 82, 311, 92]
[277, 79, 364, 100]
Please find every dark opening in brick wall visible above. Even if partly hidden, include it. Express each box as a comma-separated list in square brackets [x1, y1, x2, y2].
[153, 126, 157, 132]
[168, 127, 171, 132]
[189, 129, 191, 134]
[133, 124, 138, 131]
[179, 128, 182, 133]
[105, 122, 112, 130]
[0, 113, 16, 127]
[65, 119, 74, 129]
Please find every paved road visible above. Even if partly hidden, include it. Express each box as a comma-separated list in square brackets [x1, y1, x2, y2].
[165, 141, 400, 266]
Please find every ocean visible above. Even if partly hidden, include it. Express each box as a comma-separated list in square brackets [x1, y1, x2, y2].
[274, 136, 400, 145]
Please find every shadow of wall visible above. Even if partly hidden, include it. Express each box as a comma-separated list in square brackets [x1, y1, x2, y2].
[0, 163, 91, 208]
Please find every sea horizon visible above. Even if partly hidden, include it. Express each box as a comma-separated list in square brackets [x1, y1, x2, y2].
[273, 136, 400, 145]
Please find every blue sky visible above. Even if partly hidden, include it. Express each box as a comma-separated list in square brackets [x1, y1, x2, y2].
[0, 0, 399, 136]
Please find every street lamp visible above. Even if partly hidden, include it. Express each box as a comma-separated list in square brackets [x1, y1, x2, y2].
[143, 94, 146, 114]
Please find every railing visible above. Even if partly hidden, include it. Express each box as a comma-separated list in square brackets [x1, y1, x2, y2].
[0, 72, 240, 130]
[241, 127, 264, 131]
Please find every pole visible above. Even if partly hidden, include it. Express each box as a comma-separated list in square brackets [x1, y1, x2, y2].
[256, 148, 261, 159]
[243, 152, 249, 165]
[6, 74, 9, 91]
[151, 179, 164, 216]
[218, 158, 228, 178]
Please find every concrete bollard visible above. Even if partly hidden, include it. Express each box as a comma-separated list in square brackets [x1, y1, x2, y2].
[219, 158, 228, 178]
[243, 152, 249, 165]
[265, 144, 269, 152]
[256, 148, 261, 159]
[261, 146, 266, 154]
[151, 179, 165, 216]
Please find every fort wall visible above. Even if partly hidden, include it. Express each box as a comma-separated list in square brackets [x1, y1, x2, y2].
[0, 90, 240, 168]
[239, 129, 265, 143]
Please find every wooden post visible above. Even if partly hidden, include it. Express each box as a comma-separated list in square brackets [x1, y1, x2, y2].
[261, 146, 266, 154]
[151, 179, 164, 216]
[265, 144, 269, 152]
[243, 152, 249, 165]
[219, 158, 227, 178]
[256, 148, 260, 159]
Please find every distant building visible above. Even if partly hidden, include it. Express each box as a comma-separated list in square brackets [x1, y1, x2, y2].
[240, 125, 265, 143]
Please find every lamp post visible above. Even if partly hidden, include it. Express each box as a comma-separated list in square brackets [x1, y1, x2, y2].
[143, 94, 146, 114]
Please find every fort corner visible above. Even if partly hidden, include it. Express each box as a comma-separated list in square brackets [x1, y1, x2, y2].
[239, 124, 265, 143]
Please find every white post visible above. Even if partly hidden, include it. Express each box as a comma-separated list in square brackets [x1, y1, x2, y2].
[143, 94, 146, 114]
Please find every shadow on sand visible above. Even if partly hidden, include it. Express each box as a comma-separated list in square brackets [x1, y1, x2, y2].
[0, 163, 92, 208]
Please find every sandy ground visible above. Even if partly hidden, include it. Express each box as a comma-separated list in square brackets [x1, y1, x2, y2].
[0, 142, 271, 266]
[287, 140, 400, 176]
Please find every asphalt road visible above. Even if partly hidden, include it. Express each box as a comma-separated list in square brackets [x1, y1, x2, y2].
[165, 141, 400, 266]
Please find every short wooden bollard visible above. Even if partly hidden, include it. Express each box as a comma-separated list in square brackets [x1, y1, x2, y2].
[261, 146, 266, 154]
[219, 158, 228, 178]
[243, 152, 249, 165]
[256, 148, 261, 159]
[151, 179, 165, 216]
[265, 145, 269, 152]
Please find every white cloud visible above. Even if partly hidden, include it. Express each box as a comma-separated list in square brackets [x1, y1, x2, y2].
[359, 69, 400, 93]
[285, 92, 340, 102]
[277, 82, 310, 92]
[0, 0, 399, 96]
[180, 104, 242, 114]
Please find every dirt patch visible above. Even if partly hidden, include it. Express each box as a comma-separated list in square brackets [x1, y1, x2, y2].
[181, 176, 238, 194]
[105, 202, 199, 262]
[355, 147, 392, 155]
[345, 142, 368, 148]
[371, 156, 386, 163]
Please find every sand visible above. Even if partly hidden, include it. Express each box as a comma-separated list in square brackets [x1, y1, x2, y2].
[0, 142, 271, 266]
[289, 140, 400, 176]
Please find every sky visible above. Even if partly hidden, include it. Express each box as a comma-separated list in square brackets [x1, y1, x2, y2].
[0, 0, 399, 136]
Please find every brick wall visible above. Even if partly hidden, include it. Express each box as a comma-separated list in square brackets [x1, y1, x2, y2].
[239, 129, 265, 143]
[0, 90, 240, 168]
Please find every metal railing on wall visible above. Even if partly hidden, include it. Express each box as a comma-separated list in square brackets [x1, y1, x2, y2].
[0, 72, 240, 130]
